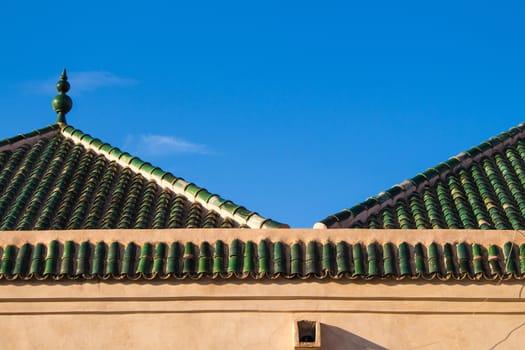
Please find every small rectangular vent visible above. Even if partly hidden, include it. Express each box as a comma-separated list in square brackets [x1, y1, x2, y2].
[294, 320, 321, 349]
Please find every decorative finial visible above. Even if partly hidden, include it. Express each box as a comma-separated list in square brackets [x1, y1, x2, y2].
[51, 68, 73, 125]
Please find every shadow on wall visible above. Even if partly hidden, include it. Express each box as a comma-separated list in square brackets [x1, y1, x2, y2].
[321, 324, 387, 350]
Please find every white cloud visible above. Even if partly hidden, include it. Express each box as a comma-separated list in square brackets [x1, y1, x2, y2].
[70, 71, 137, 92]
[126, 134, 210, 156]
[22, 71, 137, 95]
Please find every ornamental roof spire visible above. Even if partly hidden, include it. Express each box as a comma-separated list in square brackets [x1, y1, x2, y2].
[51, 68, 73, 125]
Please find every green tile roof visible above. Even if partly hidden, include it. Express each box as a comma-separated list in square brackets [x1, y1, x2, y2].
[318, 123, 525, 229]
[0, 124, 287, 230]
[0, 238, 523, 281]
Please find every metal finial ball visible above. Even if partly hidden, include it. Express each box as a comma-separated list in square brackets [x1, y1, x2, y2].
[52, 94, 73, 115]
[56, 79, 70, 93]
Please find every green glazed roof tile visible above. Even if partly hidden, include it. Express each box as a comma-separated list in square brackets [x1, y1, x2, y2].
[488, 245, 502, 275]
[184, 183, 200, 198]
[198, 241, 212, 275]
[504, 241, 518, 274]
[290, 242, 303, 276]
[0, 245, 16, 274]
[427, 242, 441, 275]
[106, 242, 120, 275]
[76, 241, 91, 276]
[118, 152, 133, 164]
[320, 123, 525, 229]
[137, 242, 154, 275]
[414, 243, 426, 275]
[382, 242, 395, 276]
[92, 242, 105, 276]
[273, 242, 286, 275]
[261, 219, 289, 229]
[153, 242, 166, 271]
[398, 242, 411, 276]
[305, 241, 319, 275]
[183, 242, 196, 274]
[228, 239, 242, 274]
[59, 240, 75, 276]
[336, 241, 350, 275]
[257, 240, 270, 275]
[471, 243, 484, 276]
[166, 242, 181, 275]
[321, 242, 333, 273]
[243, 241, 256, 275]
[44, 240, 59, 275]
[367, 243, 379, 277]
[213, 240, 225, 274]
[30, 243, 44, 276]
[352, 243, 364, 276]
[13, 243, 31, 276]
[121, 242, 137, 276]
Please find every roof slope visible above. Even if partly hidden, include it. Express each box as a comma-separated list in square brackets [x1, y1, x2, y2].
[317, 123, 525, 229]
[0, 124, 286, 230]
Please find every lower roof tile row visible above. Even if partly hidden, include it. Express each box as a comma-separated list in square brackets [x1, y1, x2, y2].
[0, 239, 523, 282]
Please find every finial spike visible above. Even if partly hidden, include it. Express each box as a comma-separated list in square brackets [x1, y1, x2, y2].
[52, 68, 73, 125]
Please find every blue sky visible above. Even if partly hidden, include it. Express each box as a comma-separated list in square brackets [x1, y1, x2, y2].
[1, 2, 524, 227]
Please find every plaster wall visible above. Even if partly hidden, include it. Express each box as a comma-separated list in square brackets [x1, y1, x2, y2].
[1, 228, 524, 246]
[3, 312, 525, 350]
[0, 280, 524, 350]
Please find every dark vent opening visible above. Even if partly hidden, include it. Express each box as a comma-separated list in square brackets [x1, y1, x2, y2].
[297, 320, 316, 343]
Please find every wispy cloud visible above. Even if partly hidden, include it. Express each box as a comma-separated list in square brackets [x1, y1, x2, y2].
[126, 134, 210, 156]
[21, 71, 137, 95]
[69, 71, 137, 93]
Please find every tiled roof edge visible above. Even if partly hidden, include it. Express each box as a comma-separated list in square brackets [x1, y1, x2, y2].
[0, 125, 60, 152]
[316, 122, 525, 228]
[0, 239, 522, 282]
[61, 125, 289, 229]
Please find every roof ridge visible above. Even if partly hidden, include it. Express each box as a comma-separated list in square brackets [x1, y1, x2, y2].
[315, 122, 525, 228]
[61, 125, 289, 229]
[0, 125, 60, 153]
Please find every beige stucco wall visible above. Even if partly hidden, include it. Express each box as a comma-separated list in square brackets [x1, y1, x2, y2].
[0, 281, 524, 350]
[0, 229, 524, 350]
[4, 311, 525, 349]
[2, 228, 524, 246]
